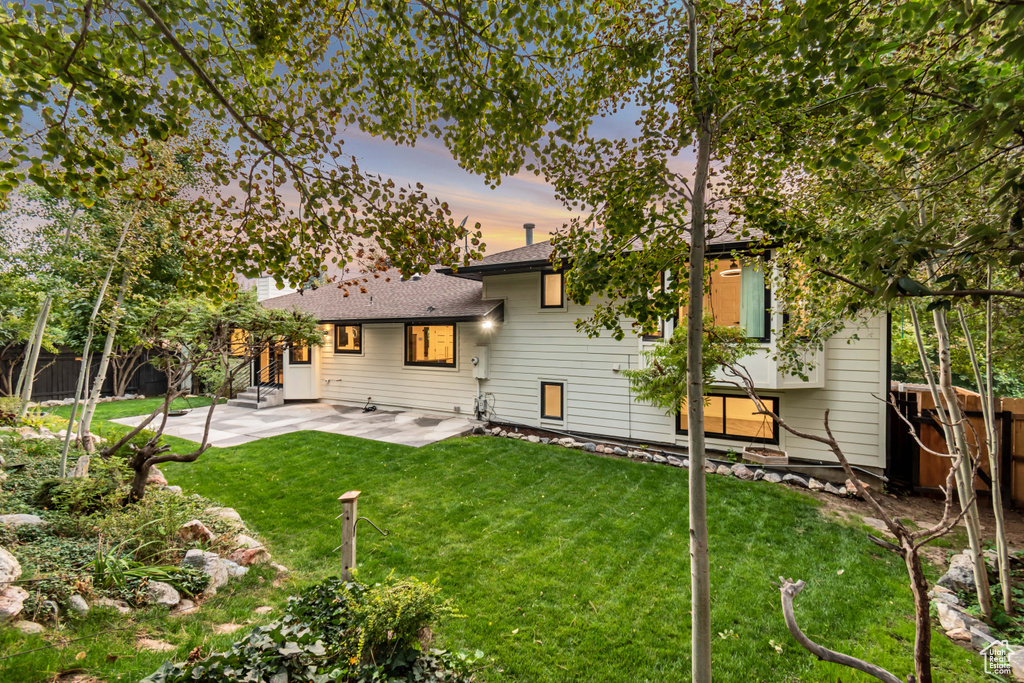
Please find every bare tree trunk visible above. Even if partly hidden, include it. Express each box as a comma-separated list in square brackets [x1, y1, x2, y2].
[687, 116, 714, 683]
[18, 213, 76, 416]
[58, 208, 137, 477]
[112, 346, 145, 398]
[906, 544, 932, 681]
[80, 271, 130, 451]
[931, 304, 993, 618]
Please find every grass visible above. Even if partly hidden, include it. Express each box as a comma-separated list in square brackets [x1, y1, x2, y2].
[49, 395, 217, 422]
[2, 399, 986, 682]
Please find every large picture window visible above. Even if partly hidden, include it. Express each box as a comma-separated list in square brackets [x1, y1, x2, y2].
[678, 257, 768, 340]
[290, 342, 311, 364]
[334, 324, 362, 354]
[405, 324, 456, 367]
[540, 382, 564, 421]
[541, 272, 564, 308]
[677, 393, 778, 444]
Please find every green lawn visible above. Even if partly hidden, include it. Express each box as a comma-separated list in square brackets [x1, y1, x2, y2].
[5, 399, 985, 682]
[49, 395, 217, 422]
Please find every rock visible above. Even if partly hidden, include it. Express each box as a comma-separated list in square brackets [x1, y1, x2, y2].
[204, 507, 243, 524]
[229, 547, 271, 566]
[527, 435, 540, 444]
[945, 627, 972, 642]
[41, 599, 59, 621]
[1009, 647, 1024, 680]
[824, 482, 846, 496]
[682, 459, 690, 468]
[808, 478, 825, 491]
[471, 425, 486, 435]
[137, 637, 176, 652]
[845, 479, 861, 497]
[213, 622, 244, 635]
[70, 455, 90, 478]
[498, 430, 508, 438]
[164, 485, 183, 495]
[929, 591, 960, 607]
[582, 442, 597, 452]
[764, 472, 783, 484]
[179, 520, 215, 544]
[753, 469, 765, 482]
[612, 447, 627, 456]
[715, 464, 733, 477]
[782, 474, 808, 488]
[182, 549, 229, 596]
[971, 624, 999, 651]
[92, 597, 131, 615]
[67, 594, 89, 616]
[862, 517, 889, 532]
[650, 453, 668, 464]
[147, 466, 168, 487]
[731, 464, 754, 480]
[269, 562, 290, 576]
[0, 547, 22, 591]
[937, 602, 966, 631]
[254, 605, 274, 615]
[221, 558, 249, 578]
[14, 620, 44, 634]
[147, 580, 181, 608]
[667, 456, 686, 468]
[937, 552, 977, 594]
[0, 514, 45, 528]
[540, 437, 550, 444]
[931, 585, 954, 595]
[704, 462, 716, 474]
[0, 586, 28, 623]
[170, 599, 198, 617]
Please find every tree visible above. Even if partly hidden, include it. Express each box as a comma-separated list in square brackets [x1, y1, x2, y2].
[531, 3, 777, 678]
[99, 291, 321, 502]
[1, 0, 600, 291]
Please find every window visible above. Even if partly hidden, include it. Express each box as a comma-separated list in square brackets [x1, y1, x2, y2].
[290, 342, 311, 364]
[677, 258, 768, 339]
[541, 272, 564, 308]
[405, 324, 456, 367]
[229, 328, 248, 357]
[334, 324, 362, 353]
[540, 382, 564, 420]
[677, 393, 778, 443]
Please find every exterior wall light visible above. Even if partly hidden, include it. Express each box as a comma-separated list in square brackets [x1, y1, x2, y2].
[481, 320, 493, 329]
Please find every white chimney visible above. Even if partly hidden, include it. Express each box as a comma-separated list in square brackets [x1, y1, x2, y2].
[523, 223, 535, 246]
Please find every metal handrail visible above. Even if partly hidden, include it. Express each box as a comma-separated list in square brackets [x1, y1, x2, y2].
[256, 355, 281, 404]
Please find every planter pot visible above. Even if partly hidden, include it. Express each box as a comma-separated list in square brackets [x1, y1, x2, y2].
[742, 446, 788, 466]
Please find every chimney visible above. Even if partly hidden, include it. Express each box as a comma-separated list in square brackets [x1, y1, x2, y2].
[523, 223, 535, 246]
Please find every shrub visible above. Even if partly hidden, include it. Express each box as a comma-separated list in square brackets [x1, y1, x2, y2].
[351, 576, 459, 662]
[104, 428, 161, 459]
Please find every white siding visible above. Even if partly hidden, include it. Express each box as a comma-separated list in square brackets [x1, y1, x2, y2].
[318, 323, 482, 415]
[481, 272, 889, 471]
[255, 277, 297, 302]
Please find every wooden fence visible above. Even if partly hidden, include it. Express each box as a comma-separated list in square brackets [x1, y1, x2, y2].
[888, 387, 1024, 507]
[0, 345, 167, 402]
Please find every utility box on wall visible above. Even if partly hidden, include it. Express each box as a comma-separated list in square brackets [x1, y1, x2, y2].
[472, 346, 489, 379]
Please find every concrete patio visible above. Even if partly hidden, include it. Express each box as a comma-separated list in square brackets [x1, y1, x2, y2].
[111, 402, 481, 448]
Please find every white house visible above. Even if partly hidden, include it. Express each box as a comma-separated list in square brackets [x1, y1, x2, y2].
[258, 231, 891, 477]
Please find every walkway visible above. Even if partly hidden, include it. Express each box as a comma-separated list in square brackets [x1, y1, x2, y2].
[112, 402, 480, 448]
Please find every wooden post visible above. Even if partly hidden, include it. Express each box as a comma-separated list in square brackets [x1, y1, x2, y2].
[339, 490, 360, 579]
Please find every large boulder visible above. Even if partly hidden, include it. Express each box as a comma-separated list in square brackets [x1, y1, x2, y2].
[0, 514, 44, 528]
[229, 547, 271, 566]
[67, 594, 90, 616]
[204, 507, 243, 525]
[730, 464, 754, 481]
[147, 581, 181, 608]
[182, 549, 229, 596]
[70, 455, 90, 479]
[0, 586, 29, 623]
[0, 547, 21, 591]
[178, 520, 215, 544]
[782, 474, 809, 488]
[937, 552, 977, 594]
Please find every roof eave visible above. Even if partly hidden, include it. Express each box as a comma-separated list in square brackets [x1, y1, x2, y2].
[317, 301, 504, 326]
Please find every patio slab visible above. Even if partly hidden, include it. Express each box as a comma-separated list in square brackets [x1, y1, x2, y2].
[111, 402, 481, 448]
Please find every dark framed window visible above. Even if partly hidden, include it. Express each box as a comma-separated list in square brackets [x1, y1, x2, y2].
[540, 382, 564, 420]
[405, 324, 456, 367]
[290, 343, 311, 364]
[677, 393, 779, 444]
[675, 256, 771, 342]
[541, 271, 564, 308]
[334, 324, 362, 354]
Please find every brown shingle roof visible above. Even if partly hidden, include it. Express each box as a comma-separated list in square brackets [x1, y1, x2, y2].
[261, 266, 503, 323]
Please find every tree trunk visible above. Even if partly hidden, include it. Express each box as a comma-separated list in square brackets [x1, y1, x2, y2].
[906, 544, 932, 683]
[129, 461, 151, 502]
[80, 271, 130, 451]
[112, 346, 145, 398]
[16, 297, 52, 416]
[931, 305, 993, 618]
[687, 120, 714, 683]
[58, 207, 137, 476]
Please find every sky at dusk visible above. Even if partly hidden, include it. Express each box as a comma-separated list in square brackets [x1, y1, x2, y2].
[339, 111, 698, 256]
